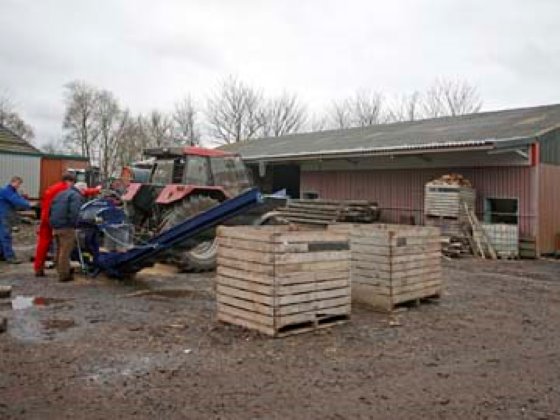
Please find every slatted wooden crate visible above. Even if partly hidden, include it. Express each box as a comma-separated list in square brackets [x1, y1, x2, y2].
[424, 184, 475, 219]
[332, 224, 443, 312]
[216, 225, 351, 337]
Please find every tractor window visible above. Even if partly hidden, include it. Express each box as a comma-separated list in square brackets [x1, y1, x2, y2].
[152, 160, 174, 185]
[184, 156, 210, 185]
[210, 156, 251, 190]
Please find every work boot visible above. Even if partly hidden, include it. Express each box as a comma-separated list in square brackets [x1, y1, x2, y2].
[6, 258, 22, 265]
[35, 270, 46, 277]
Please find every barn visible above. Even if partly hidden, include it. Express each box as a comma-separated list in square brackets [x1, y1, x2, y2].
[228, 104, 560, 257]
[0, 124, 88, 199]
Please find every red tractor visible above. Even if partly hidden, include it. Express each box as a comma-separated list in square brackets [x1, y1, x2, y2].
[120, 146, 254, 271]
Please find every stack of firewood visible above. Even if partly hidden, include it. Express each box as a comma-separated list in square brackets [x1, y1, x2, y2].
[274, 199, 380, 225]
[429, 173, 472, 187]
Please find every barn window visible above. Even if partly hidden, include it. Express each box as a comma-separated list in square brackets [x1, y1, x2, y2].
[485, 198, 518, 224]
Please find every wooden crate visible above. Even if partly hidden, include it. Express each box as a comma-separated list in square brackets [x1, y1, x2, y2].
[424, 184, 475, 219]
[216, 225, 351, 337]
[333, 224, 443, 312]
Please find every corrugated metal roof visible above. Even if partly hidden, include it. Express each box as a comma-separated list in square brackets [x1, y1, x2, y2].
[0, 124, 40, 154]
[224, 104, 560, 161]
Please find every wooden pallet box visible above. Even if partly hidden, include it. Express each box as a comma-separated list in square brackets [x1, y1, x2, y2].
[334, 224, 443, 312]
[424, 184, 475, 220]
[216, 225, 351, 337]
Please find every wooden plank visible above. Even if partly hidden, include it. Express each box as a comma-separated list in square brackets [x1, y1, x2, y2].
[218, 237, 309, 253]
[273, 231, 347, 244]
[217, 257, 275, 275]
[277, 296, 351, 316]
[275, 260, 351, 275]
[218, 275, 349, 296]
[351, 236, 441, 247]
[217, 226, 274, 243]
[216, 285, 275, 305]
[217, 294, 274, 315]
[218, 247, 275, 264]
[276, 270, 349, 285]
[351, 251, 440, 265]
[351, 243, 441, 257]
[277, 287, 350, 305]
[350, 228, 440, 239]
[352, 277, 442, 294]
[353, 270, 441, 287]
[352, 258, 441, 273]
[217, 275, 274, 295]
[275, 251, 351, 264]
[217, 303, 275, 327]
[352, 265, 441, 281]
[279, 279, 349, 295]
[217, 266, 274, 285]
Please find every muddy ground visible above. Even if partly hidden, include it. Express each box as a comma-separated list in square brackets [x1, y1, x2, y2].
[1, 227, 560, 419]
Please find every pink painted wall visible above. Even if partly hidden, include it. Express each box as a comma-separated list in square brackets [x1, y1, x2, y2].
[302, 166, 537, 239]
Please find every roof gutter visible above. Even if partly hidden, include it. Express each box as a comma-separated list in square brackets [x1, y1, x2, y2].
[241, 136, 536, 163]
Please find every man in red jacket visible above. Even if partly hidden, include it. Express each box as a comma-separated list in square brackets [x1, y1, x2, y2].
[34, 173, 77, 276]
[34, 174, 103, 277]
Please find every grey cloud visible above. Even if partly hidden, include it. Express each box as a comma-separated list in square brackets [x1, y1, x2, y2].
[1, 0, 560, 145]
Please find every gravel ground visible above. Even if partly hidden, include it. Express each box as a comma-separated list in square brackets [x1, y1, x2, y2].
[1, 226, 560, 419]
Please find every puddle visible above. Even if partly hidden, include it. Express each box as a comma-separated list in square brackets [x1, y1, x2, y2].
[12, 296, 35, 310]
[11, 295, 71, 310]
[82, 353, 183, 384]
[6, 295, 77, 342]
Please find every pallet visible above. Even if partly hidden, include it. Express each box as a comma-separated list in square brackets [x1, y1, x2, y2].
[216, 225, 351, 337]
[331, 224, 443, 313]
[274, 199, 380, 225]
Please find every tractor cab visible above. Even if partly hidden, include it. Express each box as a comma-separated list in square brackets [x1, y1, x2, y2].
[144, 146, 252, 198]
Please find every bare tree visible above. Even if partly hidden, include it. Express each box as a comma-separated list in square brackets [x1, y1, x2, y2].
[351, 90, 384, 127]
[260, 92, 306, 137]
[386, 91, 422, 122]
[327, 90, 385, 129]
[423, 78, 482, 118]
[0, 93, 35, 141]
[95, 90, 130, 178]
[328, 99, 352, 129]
[206, 76, 265, 144]
[138, 110, 175, 148]
[62, 81, 100, 162]
[115, 116, 148, 168]
[173, 95, 200, 146]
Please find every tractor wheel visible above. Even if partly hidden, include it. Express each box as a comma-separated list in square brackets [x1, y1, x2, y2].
[159, 196, 219, 272]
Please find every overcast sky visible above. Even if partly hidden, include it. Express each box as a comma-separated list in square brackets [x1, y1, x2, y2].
[1, 0, 560, 146]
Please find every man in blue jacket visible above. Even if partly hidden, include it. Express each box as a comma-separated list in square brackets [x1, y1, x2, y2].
[0, 176, 31, 264]
[49, 182, 85, 282]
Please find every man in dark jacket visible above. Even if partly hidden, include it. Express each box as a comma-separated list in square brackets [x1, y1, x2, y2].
[49, 183, 85, 282]
[0, 176, 31, 264]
